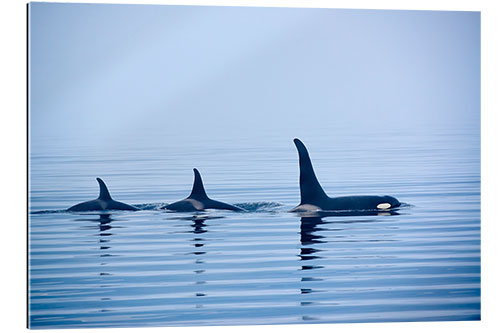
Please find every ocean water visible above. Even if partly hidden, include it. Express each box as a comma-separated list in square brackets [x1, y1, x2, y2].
[28, 125, 480, 328]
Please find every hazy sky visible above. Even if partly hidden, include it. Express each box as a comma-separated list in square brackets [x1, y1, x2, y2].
[29, 3, 480, 146]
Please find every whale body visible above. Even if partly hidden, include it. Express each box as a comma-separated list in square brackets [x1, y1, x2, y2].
[162, 168, 245, 212]
[67, 178, 139, 212]
[291, 138, 401, 213]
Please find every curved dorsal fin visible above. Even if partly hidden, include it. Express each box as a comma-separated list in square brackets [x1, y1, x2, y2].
[293, 138, 329, 204]
[96, 178, 112, 200]
[188, 168, 209, 200]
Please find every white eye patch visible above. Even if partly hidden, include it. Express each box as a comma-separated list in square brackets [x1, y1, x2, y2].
[377, 203, 391, 209]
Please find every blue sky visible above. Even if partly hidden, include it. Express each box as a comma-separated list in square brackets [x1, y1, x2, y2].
[29, 3, 480, 146]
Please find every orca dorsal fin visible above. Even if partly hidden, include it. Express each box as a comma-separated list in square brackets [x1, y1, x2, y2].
[96, 178, 112, 200]
[293, 138, 329, 204]
[188, 168, 209, 200]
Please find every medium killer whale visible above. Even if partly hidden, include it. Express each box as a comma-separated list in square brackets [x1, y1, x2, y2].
[291, 138, 401, 213]
[67, 178, 139, 212]
[162, 168, 245, 212]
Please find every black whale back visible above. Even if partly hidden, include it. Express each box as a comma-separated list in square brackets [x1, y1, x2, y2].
[67, 178, 138, 211]
[293, 138, 402, 211]
[97, 177, 112, 200]
[293, 138, 329, 205]
[188, 168, 209, 200]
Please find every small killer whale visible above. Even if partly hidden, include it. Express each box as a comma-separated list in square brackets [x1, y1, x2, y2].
[162, 168, 245, 212]
[67, 178, 139, 212]
[291, 138, 401, 213]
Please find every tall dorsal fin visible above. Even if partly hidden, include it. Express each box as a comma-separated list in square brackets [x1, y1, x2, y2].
[188, 168, 209, 200]
[96, 178, 112, 200]
[293, 138, 329, 204]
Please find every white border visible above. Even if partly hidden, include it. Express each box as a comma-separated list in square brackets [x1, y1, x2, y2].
[2, 0, 498, 332]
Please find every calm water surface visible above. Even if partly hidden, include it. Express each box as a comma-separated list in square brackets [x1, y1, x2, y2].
[28, 126, 480, 328]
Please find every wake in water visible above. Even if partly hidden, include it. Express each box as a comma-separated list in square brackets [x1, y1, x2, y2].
[232, 201, 284, 212]
[30, 209, 68, 214]
[133, 202, 169, 210]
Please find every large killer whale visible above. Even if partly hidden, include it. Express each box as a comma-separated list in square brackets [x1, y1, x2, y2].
[67, 178, 139, 211]
[291, 138, 401, 213]
[162, 168, 245, 212]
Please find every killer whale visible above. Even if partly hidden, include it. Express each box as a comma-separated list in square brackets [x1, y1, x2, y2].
[67, 178, 139, 212]
[291, 138, 401, 213]
[162, 168, 245, 212]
